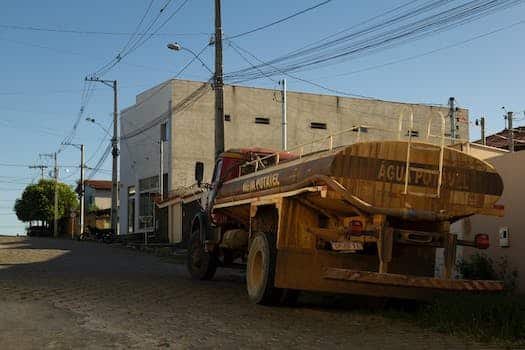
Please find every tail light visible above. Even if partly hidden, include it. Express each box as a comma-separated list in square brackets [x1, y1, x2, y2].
[349, 220, 363, 235]
[475, 234, 490, 249]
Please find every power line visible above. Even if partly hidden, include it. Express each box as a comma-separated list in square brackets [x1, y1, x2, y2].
[121, 81, 212, 140]
[59, 0, 193, 155]
[92, 0, 192, 78]
[119, 42, 212, 123]
[225, 0, 335, 40]
[227, 41, 375, 99]
[318, 17, 525, 79]
[225, 0, 525, 81]
[0, 24, 209, 37]
[0, 162, 80, 168]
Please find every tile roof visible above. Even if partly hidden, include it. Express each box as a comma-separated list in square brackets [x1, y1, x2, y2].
[84, 180, 112, 190]
[475, 127, 525, 151]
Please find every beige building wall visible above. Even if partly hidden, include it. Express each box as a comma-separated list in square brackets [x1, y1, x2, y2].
[169, 79, 468, 190]
[94, 192, 111, 210]
[457, 151, 525, 292]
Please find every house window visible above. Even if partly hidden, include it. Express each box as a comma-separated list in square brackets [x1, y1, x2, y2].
[406, 130, 419, 137]
[255, 117, 270, 125]
[224, 114, 231, 121]
[310, 122, 327, 130]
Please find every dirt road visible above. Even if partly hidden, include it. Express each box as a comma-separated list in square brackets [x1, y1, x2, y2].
[0, 236, 496, 349]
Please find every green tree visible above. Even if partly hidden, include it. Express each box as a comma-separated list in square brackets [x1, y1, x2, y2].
[14, 179, 78, 227]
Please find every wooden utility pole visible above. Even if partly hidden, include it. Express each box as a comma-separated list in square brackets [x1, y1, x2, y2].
[160, 122, 167, 200]
[280, 79, 287, 151]
[480, 116, 486, 146]
[449, 97, 456, 140]
[53, 152, 58, 237]
[79, 144, 85, 237]
[214, 0, 225, 159]
[85, 77, 119, 235]
[111, 80, 119, 235]
[62, 142, 85, 237]
[508, 111, 514, 152]
[29, 164, 48, 180]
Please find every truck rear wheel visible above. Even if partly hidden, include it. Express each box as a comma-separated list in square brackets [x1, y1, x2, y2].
[187, 231, 217, 280]
[247, 232, 291, 305]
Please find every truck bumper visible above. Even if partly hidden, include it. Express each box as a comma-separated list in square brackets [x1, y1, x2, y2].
[323, 267, 503, 292]
[274, 250, 504, 300]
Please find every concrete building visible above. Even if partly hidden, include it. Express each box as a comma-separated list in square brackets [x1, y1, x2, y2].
[452, 151, 525, 292]
[83, 180, 112, 211]
[119, 79, 469, 236]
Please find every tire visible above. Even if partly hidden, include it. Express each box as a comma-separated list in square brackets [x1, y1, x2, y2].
[187, 230, 217, 280]
[247, 232, 283, 305]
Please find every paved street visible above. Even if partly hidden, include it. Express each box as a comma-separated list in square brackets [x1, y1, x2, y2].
[0, 236, 496, 349]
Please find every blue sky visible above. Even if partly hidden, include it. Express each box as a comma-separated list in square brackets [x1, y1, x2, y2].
[0, 0, 524, 234]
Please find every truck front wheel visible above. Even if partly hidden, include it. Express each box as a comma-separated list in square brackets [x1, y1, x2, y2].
[187, 231, 217, 280]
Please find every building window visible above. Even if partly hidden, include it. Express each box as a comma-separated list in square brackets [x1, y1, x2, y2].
[255, 117, 270, 125]
[352, 126, 368, 133]
[138, 176, 158, 230]
[405, 130, 419, 137]
[310, 122, 327, 130]
[139, 176, 159, 192]
[224, 114, 231, 121]
[127, 186, 135, 233]
[138, 193, 156, 230]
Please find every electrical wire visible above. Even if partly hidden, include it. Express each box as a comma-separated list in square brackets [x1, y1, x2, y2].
[225, 0, 335, 40]
[227, 41, 375, 99]
[0, 24, 209, 37]
[316, 17, 525, 79]
[225, 0, 525, 82]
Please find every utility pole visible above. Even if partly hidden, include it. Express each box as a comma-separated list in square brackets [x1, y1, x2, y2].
[214, 0, 225, 159]
[86, 77, 119, 235]
[29, 164, 48, 180]
[62, 142, 85, 237]
[448, 97, 456, 140]
[280, 79, 288, 151]
[53, 152, 58, 238]
[478, 116, 486, 146]
[508, 111, 514, 152]
[159, 123, 167, 200]
[40, 152, 58, 236]
[80, 144, 85, 237]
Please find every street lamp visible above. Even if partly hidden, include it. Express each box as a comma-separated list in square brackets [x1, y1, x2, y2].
[166, 42, 214, 74]
[86, 117, 112, 138]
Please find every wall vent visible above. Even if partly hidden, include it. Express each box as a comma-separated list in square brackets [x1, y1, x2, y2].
[310, 122, 327, 130]
[255, 117, 270, 125]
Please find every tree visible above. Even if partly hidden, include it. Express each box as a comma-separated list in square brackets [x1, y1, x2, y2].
[14, 179, 78, 228]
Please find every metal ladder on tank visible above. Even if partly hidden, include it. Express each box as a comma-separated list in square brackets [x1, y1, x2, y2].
[399, 109, 446, 198]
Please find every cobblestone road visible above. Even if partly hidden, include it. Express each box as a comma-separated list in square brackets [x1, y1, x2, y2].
[0, 236, 498, 349]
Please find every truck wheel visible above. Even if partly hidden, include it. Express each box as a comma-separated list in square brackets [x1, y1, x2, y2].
[247, 232, 282, 305]
[187, 231, 217, 280]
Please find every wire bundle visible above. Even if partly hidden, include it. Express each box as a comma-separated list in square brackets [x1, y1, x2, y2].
[225, 0, 524, 83]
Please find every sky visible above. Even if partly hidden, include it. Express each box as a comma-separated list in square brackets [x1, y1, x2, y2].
[0, 0, 524, 234]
